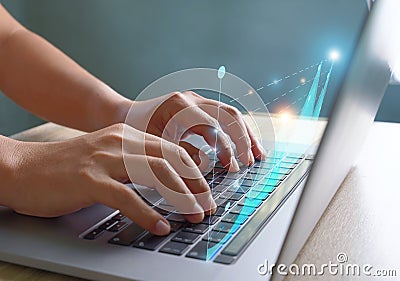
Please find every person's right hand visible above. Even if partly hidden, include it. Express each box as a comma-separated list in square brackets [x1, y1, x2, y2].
[2, 123, 216, 236]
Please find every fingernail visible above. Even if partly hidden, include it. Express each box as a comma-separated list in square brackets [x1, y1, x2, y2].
[155, 219, 170, 235]
[207, 194, 217, 210]
[193, 202, 204, 214]
[248, 151, 255, 166]
[229, 156, 240, 172]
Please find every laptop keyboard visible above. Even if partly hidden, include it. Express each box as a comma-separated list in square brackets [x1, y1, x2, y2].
[83, 153, 313, 264]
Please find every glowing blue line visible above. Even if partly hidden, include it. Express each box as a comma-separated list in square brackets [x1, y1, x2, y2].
[313, 64, 333, 118]
[300, 61, 323, 117]
[207, 66, 224, 259]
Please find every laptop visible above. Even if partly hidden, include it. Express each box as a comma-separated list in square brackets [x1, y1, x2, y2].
[1, 1, 399, 280]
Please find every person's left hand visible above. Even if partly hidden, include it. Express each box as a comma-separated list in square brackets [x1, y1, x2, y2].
[125, 91, 266, 172]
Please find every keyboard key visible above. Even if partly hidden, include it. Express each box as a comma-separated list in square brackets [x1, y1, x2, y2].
[133, 233, 168, 250]
[227, 184, 250, 194]
[84, 228, 105, 240]
[159, 241, 189, 256]
[213, 222, 240, 233]
[213, 162, 225, 169]
[246, 190, 270, 201]
[275, 163, 296, 169]
[253, 182, 278, 193]
[211, 189, 220, 197]
[219, 191, 243, 201]
[211, 167, 227, 174]
[230, 205, 256, 216]
[108, 221, 127, 232]
[264, 173, 285, 181]
[282, 157, 301, 164]
[243, 172, 264, 181]
[167, 213, 185, 222]
[186, 241, 218, 261]
[210, 183, 229, 193]
[98, 219, 118, 230]
[240, 179, 257, 187]
[210, 177, 224, 185]
[203, 231, 232, 244]
[183, 223, 210, 234]
[108, 223, 146, 246]
[222, 213, 248, 225]
[270, 167, 292, 175]
[224, 173, 243, 180]
[215, 198, 235, 208]
[238, 198, 263, 208]
[112, 213, 126, 221]
[214, 254, 236, 265]
[169, 221, 184, 232]
[201, 215, 219, 225]
[248, 165, 271, 173]
[205, 173, 215, 181]
[214, 206, 229, 217]
[172, 231, 200, 244]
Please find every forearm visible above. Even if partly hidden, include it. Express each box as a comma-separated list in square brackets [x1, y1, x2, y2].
[0, 135, 19, 207]
[0, 7, 132, 132]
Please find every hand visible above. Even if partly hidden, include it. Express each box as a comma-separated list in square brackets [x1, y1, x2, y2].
[126, 91, 266, 172]
[3, 124, 216, 235]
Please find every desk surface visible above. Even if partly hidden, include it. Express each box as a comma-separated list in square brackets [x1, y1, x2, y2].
[1, 121, 400, 280]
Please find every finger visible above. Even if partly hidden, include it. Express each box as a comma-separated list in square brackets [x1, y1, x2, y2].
[121, 129, 216, 215]
[179, 141, 210, 172]
[244, 120, 267, 160]
[161, 100, 239, 172]
[124, 154, 205, 222]
[190, 123, 239, 172]
[145, 140, 216, 215]
[199, 103, 254, 166]
[90, 150, 131, 184]
[95, 179, 171, 236]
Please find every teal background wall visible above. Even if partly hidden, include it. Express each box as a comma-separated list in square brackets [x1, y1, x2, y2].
[1, 0, 399, 136]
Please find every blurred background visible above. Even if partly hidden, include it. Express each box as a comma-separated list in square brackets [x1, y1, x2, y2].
[1, 0, 399, 136]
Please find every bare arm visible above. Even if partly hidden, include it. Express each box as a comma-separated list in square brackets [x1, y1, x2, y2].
[0, 4, 132, 132]
[0, 5, 266, 234]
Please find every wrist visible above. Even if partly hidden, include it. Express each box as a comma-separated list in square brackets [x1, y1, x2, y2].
[90, 84, 134, 130]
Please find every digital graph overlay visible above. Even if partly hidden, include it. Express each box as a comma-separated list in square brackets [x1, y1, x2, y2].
[204, 51, 339, 261]
[121, 50, 339, 261]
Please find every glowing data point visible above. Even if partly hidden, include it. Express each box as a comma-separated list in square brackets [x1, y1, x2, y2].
[273, 80, 279, 84]
[279, 111, 292, 123]
[300, 77, 306, 84]
[329, 50, 340, 62]
[217, 66, 226, 79]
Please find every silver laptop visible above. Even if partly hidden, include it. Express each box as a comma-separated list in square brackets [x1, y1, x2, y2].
[1, 1, 399, 280]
